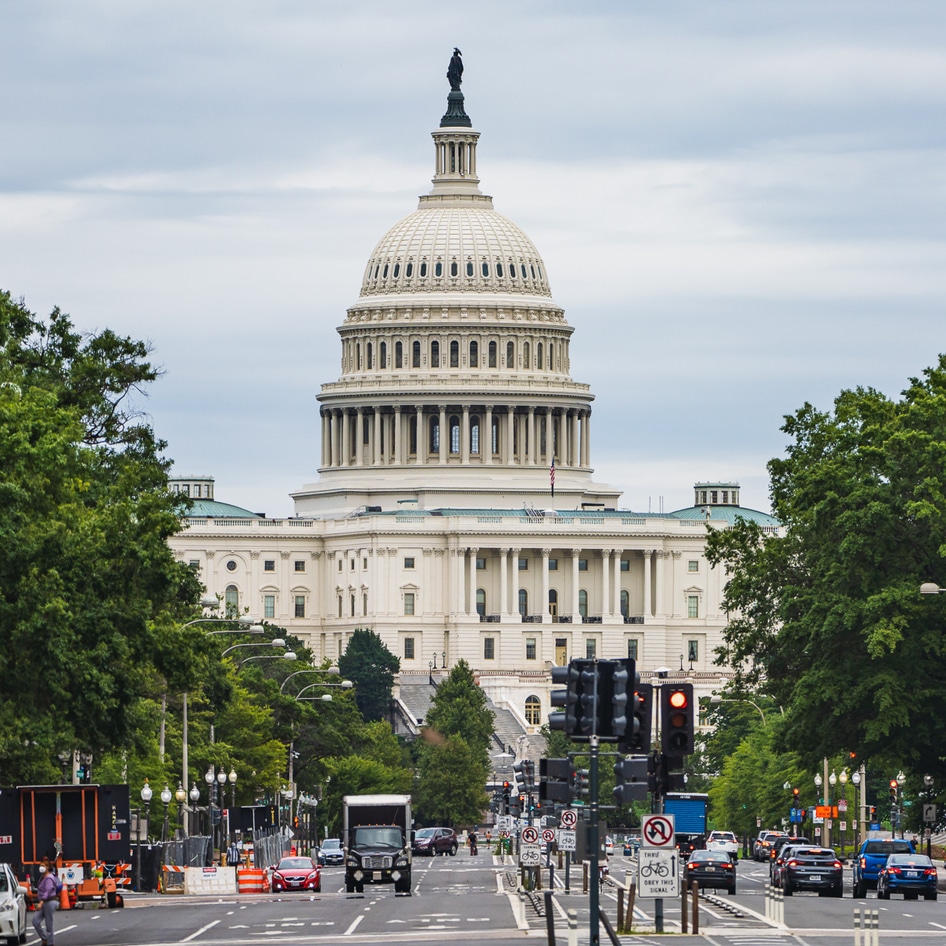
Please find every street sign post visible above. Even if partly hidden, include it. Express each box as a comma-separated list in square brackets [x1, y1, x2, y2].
[520, 843, 541, 866]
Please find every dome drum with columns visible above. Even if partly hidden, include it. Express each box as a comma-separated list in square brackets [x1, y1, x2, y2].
[171, 54, 780, 751]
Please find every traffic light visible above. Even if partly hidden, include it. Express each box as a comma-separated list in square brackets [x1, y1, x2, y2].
[660, 683, 694, 754]
[549, 662, 582, 735]
[622, 681, 653, 752]
[539, 758, 574, 803]
[792, 788, 800, 809]
[613, 756, 649, 804]
[596, 658, 633, 740]
[889, 779, 899, 803]
[502, 780, 511, 814]
[513, 760, 534, 791]
[573, 768, 590, 801]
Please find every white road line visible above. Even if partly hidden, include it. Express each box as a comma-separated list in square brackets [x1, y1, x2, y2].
[344, 914, 364, 935]
[181, 919, 220, 941]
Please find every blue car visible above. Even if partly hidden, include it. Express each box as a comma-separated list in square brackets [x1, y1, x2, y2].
[876, 853, 938, 901]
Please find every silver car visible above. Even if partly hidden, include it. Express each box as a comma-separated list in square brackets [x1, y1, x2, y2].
[0, 862, 28, 946]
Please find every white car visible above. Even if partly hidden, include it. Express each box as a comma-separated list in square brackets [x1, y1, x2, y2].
[706, 831, 740, 859]
[0, 862, 28, 946]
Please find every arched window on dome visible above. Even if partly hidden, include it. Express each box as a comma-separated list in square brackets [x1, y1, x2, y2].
[450, 261, 458, 277]
[412, 341, 421, 368]
[429, 416, 440, 454]
[488, 341, 497, 368]
[449, 415, 460, 454]
[470, 416, 480, 454]
[523, 341, 531, 368]
[548, 342, 554, 370]
[537, 342, 543, 370]
[506, 341, 515, 368]
[406, 262, 413, 278]
[521, 264, 528, 279]
[509, 260, 517, 279]
[380, 341, 387, 369]
[366, 343, 373, 370]
[530, 264, 536, 280]
[482, 261, 489, 277]
[469, 340, 478, 368]
[420, 262, 428, 278]
[431, 340, 440, 368]
[518, 589, 529, 618]
[395, 341, 403, 368]
[525, 696, 541, 725]
[450, 340, 459, 368]
[491, 415, 499, 455]
[382, 263, 388, 279]
[496, 261, 504, 278]
[393, 263, 400, 279]
[435, 261, 443, 278]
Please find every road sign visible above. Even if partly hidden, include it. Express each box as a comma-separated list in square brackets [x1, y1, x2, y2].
[637, 849, 679, 897]
[520, 843, 541, 866]
[497, 815, 513, 833]
[641, 813, 675, 848]
[558, 829, 576, 851]
[924, 804, 937, 822]
[521, 826, 540, 844]
[561, 809, 578, 828]
[542, 828, 556, 844]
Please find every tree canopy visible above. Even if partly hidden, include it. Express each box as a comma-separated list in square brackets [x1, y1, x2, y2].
[338, 628, 399, 722]
[706, 356, 946, 779]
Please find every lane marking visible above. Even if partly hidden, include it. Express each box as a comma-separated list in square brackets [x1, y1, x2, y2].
[182, 919, 220, 941]
[343, 914, 364, 935]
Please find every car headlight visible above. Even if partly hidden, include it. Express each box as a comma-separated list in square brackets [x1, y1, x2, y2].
[395, 856, 408, 867]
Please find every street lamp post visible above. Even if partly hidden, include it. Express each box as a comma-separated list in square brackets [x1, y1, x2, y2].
[217, 768, 227, 850]
[851, 769, 862, 850]
[175, 783, 186, 837]
[896, 770, 906, 838]
[205, 766, 215, 860]
[838, 769, 849, 857]
[924, 775, 934, 858]
[828, 771, 838, 855]
[160, 784, 172, 842]
[138, 780, 152, 891]
[228, 768, 238, 842]
[814, 773, 825, 847]
[189, 783, 200, 838]
[709, 694, 766, 724]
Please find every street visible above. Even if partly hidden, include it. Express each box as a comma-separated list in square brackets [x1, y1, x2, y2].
[28, 851, 946, 945]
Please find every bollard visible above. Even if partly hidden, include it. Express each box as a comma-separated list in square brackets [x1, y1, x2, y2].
[567, 907, 578, 946]
[854, 907, 862, 946]
[868, 908, 879, 946]
[544, 891, 555, 944]
[691, 880, 699, 935]
[582, 861, 588, 894]
[775, 885, 784, 926]
[625, 880, 637, 933]
[617, 886, 624, 932]
[680, 878, 688, 933]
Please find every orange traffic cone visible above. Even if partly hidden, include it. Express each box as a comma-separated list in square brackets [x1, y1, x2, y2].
[59, 883, 71, 910]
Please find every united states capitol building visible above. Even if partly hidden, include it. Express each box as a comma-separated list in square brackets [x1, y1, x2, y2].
[168, 57, 778, 745]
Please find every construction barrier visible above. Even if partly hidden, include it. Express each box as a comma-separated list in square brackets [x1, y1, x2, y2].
[183, 866, 238, 896]
[159, 865, 186, 894]
[237, 868, 269, 894]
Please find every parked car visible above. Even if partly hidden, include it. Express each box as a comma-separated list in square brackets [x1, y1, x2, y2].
[0, 863, 28, 946]
[877, 853, 938, 901]
[605, 836, 614, 857]
[684, 849, 737, 894]
[270, 856, 322, 893]
[412, 827, 459, 856]
[317, 838, 344, 866]
[852, 837, 916, 897]
[780, 846, 843, 897]
[706, 831, 740, 859]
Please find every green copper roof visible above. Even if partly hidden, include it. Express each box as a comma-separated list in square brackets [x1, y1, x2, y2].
[667, 505, 780, 527]
[183, 499, 264, 519]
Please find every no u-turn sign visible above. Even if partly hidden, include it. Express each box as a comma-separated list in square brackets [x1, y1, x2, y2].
[641, 813, 675, 848]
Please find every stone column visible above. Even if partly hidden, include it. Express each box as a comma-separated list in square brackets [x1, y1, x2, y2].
[570, 549, 581, 621]
[643, 550, 652, 618]
[461, 404, 471, 464]
[341, 410, 351, 468]
[581, 411, 591, 468]
[570, 410, 580, 468]
[506, 406, 515, 464]
[654, 550, 667, 619]
[527, 407, 536, 465]
[394, 407, 403, 465]
[601, 549, 611, 619]
[499, 548, 509, 616]
[353, 409, 364, 467]
[541, 548, 550, 619]
[484, 406, 493, 465]
[468, 547, 478, 616]
[439, 404, 447, 464]
[559, 411, 568, 467]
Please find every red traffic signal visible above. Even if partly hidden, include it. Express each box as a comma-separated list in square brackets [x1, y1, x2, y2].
[660, 683, 695, 754]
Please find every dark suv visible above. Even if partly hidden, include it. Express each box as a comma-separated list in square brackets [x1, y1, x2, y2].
[412, 827, 459, 856]
[769, 837, 811, 883]
[781, 846, 843, 897]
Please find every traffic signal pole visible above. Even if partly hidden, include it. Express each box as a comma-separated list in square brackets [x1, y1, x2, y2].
[589, 734, 600, 946]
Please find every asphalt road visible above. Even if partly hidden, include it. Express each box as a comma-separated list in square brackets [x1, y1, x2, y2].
[26, 852, 946, 945]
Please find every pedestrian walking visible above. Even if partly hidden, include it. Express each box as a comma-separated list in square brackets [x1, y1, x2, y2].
[33, 859, 61, 945]
[227, 839, 241, 867]
[468, 828, 478, 856]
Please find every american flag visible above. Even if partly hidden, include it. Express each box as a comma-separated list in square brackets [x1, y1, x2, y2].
[550, 455, 555, 497]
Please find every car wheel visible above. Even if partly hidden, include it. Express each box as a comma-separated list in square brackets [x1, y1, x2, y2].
[449, 844, 458, 856]
[832, 885, 843, 898]
[315, 882, 321, 893]
[853, 879, 865, 898]
[728, 885, 736, 895]
[877, 886, 889, 900]
[783, 882, 793, 897]
[925, 892, 938, 901]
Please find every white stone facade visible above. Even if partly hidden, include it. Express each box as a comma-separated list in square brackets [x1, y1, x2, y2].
[168, 80, 779, 732]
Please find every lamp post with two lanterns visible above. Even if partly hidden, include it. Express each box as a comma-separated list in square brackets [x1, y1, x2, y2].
[189, 783, 200, 837]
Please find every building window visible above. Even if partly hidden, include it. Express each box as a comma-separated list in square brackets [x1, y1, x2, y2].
[585, 638, 597, 659]
[484, 637, 495, 660]
[294, 596, 306, 618]
[470, 340, 478, 367]
[627, 638, 638, 660]
[264, 595, 275, 619]
[525, 696, 541, 725]
[488, 341, 497, 367]
[226, 560, 237, 572]
[620, 589, 629, 617]
[264, 560, 276, 572]
[350, 559, 355, 570]
[363, 558, 367, 570]
[506, 340, 514, 367]
[404, 593, 415, 616]
[620, 559, 629, 572]
[450, 340, 459, 367]
[476, 557, 486, 569]
[688, 640, 699, 663]
[450, 416, 460, 453]
[225, 585, 239, 617]
[404, 557, 415, 569]
[431, 340, 440, 367]
[687, 595, 699, 619]
[518, 557, 528, 570]
[476, 588, 486, 616]
[350, 594, 355, 616]
[548, 558, 558, 570]
[688, 560, 699, 572]
[294, 560, 305, 572]
[404, 637, 415, 660]
[548, 589, 558, 616]
[525, 638, 537, 660]
[578, 589, 588, 618]
[363, 593, 368, 615]
[188, 560, 200, 570]
[337, 596, 342, 617]
[395, 341, 403, 368]
[412, 340, 421, 368]
[578, 559, 588, 571]
[518, 589, 528, 617]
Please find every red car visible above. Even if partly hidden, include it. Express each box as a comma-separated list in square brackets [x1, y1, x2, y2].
[271, 856, 322, 893]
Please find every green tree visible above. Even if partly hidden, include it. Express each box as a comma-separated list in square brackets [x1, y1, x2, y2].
[0, 292, 200, 784]
[414, 735, 490, 827]
[423, 659, 494, 766]
[318, 754, 413, 837]
[338, 628, 399, 721]
[706, 356, 946, 779]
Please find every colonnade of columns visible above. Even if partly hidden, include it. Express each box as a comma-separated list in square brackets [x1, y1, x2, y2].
[320, 404, 591, 470]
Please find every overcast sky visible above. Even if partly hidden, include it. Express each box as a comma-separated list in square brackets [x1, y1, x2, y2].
[2, 2, 944, 518]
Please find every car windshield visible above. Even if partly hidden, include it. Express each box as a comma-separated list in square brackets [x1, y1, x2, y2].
[353, 826, 402, 848]
[277, 858, 313, 870]
[415, 829, 436, 839]
[863, 840, 913, 855]
[888, 854, 932, 867]
[0, 870, 8, 892]
[322, 839, 341, 851]
[691, 851, 729, 862]
[711, 832, 736, 841]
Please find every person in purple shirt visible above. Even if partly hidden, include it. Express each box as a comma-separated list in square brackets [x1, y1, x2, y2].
[32, 858, 60, 945]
